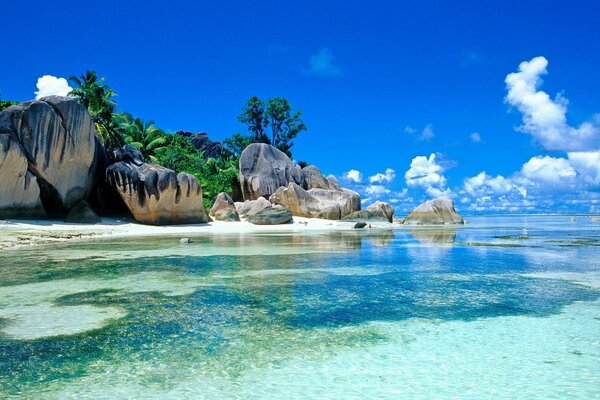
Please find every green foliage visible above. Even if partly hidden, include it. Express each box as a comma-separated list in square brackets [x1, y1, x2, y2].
[0, 100, 19, 112]
[232, 96, 307, 157]
[121, 114, 168, 164]
[223, 132, 254, 158]
[155, 134, 239, 209]
[69, 70, 124, 152]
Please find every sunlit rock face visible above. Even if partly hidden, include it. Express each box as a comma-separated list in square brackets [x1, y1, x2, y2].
[366, 201, 395, 223]
[402, 197, 464, 226]
[239, 143, 303, 200]
[0, 96, 98, 218]
[209, 192, 240, 221]
[270, 182, 360, 220]
[106, 145, 209, 225]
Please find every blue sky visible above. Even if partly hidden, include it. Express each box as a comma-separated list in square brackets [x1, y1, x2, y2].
[2, 0, 600, 213]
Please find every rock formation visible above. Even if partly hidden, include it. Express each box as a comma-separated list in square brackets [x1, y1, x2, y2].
[106, 145, 210, 225]
[239, 143, 302, 200]
[402, 197, 464, 225]
[176, 131, 232, 160]
[65, 201, 100, 224]
[209, 192, 240, 221]
[235, 197, 272, 218]
[245, 205, 293, 225]
[269, 182, 360, 220]
[341, 210, 390, 223]
[366, 201, 395, 223]
[300, 165, 330, 190]
[0, 96, 98, 219]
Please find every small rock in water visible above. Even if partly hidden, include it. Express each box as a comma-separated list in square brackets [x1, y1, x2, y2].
[354, 222, 367, 229]
[180, 238, 193, 244]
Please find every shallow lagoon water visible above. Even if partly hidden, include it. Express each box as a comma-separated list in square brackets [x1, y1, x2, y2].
[0, 216, 599, 399]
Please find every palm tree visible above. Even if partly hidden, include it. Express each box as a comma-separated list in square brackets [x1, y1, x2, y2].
[69, 70, 123, 151]
[121, 115, 168, 164]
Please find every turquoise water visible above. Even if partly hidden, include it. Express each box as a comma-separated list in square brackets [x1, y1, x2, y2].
[0, 216, 599, 399]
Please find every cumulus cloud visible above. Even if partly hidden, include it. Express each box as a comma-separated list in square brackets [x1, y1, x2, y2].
[470, 132, 482, 143]
[464, 172, 515, 196]
[519, 155, 576, 184]
[567, 151, 600, 185]
[369, 168, 396, 184]
[344, 169, 362, 183]
[366, 185, 391, 196]
[35, 75, 73, 99]
[505, 56, 599, 151]
[405, 153, 451, 197]
[305, 48, 342, 77]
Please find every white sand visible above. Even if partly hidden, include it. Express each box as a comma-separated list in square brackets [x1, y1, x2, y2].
[0, 217, 394, 251]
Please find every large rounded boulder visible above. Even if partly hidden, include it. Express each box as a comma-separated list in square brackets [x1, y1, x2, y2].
[0, 96, 98, 218]
[106, 145, 209, 225]
[402, 197, 464, 225]
[239, 143, 302, 200]
[366, 201, 395, 223]
[269, 182, 360, 220]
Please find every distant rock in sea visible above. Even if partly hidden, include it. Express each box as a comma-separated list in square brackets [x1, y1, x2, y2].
[106, 145, 210, 225]
[402, 197, 464, 226]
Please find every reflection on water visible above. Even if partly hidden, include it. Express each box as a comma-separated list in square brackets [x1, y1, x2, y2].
[0, 216, 599, 399]
[408, 229, 457, 247]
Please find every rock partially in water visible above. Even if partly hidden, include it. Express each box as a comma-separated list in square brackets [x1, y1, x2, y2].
[354, 222, 367, 229]
[180, 237, 193, 244]
[106, 145, 210, 225]
[366, 201, 395, 223]
[239, 143, 302, 200]
[246, 205, 293, 225]
[402, 197, 464, 226]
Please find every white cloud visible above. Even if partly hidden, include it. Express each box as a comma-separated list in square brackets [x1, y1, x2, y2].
[505, 56, 599, 151]
[344, 169, 362, 183]
[35, 75, 73, 99]
[405, 153, 447, 188]
[404, 126, 416, 134]
[369, 168, 396, 184]
[470, 132, 482, 143]
[366, 185, 391, 196]
[464, 172, 515, 196]
[305, 48, 342, 77]
[419, 124, 434, 141]
[519, 155, 576, 184]
[567, 151, 600, 185]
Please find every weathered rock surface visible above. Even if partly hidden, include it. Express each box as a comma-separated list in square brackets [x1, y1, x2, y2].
[106, 145, 209, 225]
[209, 192, 240, 221]
[235, 197, 272, 217]
[246, 205, 293, 225]
[326, 175, 341, 191]
[0, 96, 98, 218]
[65, 200, 100, 224]
[402, 197, 464, 225]
[366, 201, 395, 223]
[177, 131, 232, 160]
[301, 165, 330, 190]
[0, 134, 45, 218]
[269, 182, 360, 220]
[341, 210, 390, 223]
[239, 143, 302, 200]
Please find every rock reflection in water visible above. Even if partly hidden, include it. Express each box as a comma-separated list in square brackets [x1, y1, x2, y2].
[408, 229, 457, 247]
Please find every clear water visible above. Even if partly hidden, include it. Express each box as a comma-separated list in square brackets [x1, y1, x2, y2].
[1, 216, 599, 399]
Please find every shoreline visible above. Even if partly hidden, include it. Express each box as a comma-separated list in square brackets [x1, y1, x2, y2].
[0, 217, 395, 251]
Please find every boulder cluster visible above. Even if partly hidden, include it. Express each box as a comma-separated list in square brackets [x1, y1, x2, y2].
[0, 96, 464, 226]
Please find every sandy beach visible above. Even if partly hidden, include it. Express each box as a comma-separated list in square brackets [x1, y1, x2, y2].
[0, 217, 395, 251]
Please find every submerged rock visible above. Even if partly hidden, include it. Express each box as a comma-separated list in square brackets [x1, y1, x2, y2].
[246, 205, 293, 225]
[269, 182, 360, 220]
[366, 201, 395, 223]
[106, 145, 209, 225]
[239, 143, 302, 200]
[402, 197, 464, 226]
